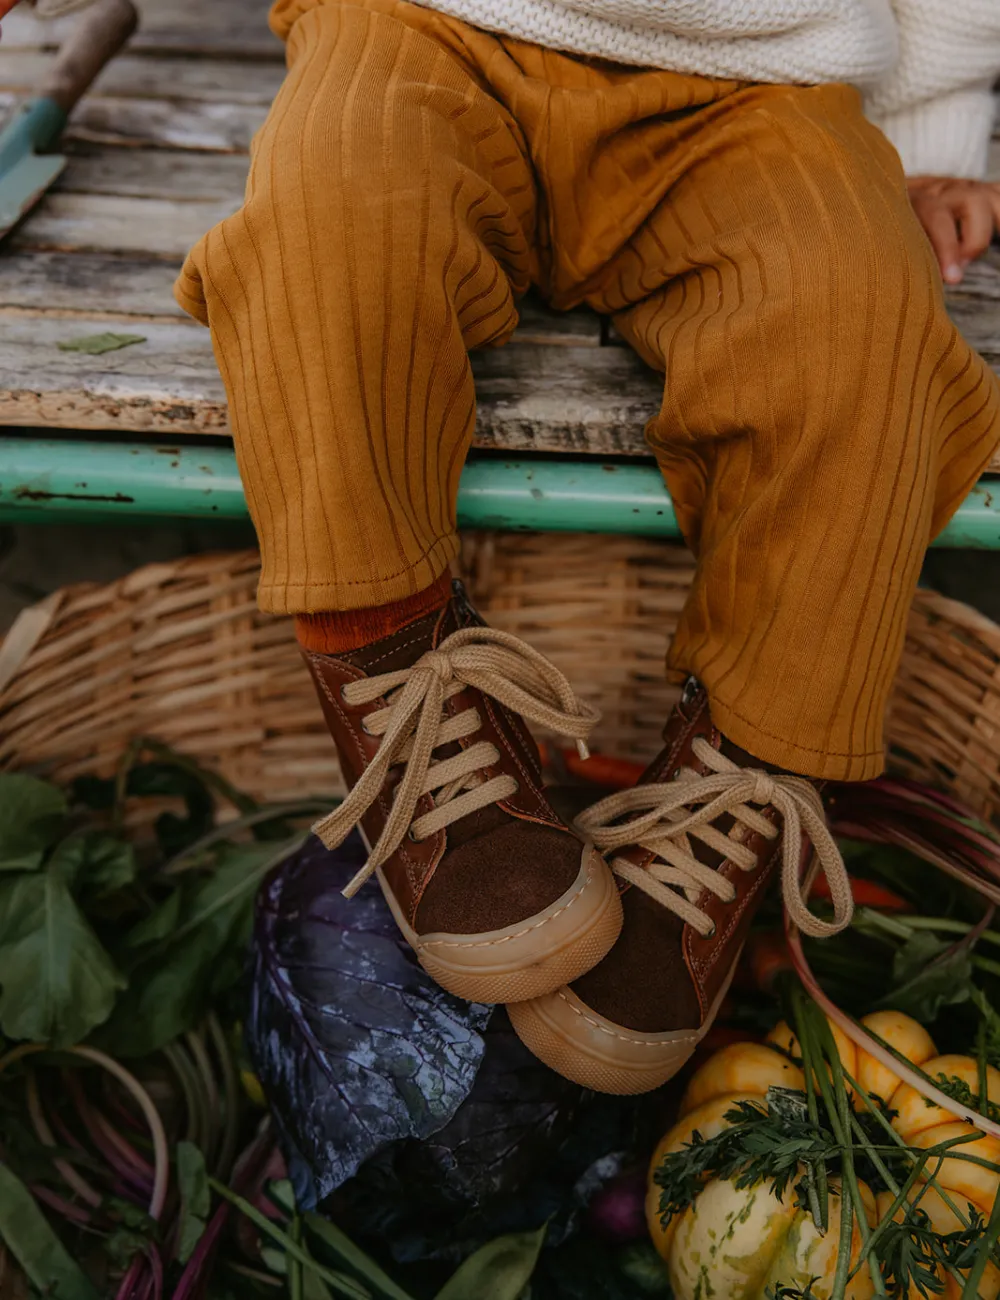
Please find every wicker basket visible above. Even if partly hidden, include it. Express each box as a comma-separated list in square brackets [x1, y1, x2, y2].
[0, 535, 998, 823]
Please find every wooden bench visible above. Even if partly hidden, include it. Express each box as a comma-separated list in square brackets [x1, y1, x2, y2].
[0, 0, 998, 530]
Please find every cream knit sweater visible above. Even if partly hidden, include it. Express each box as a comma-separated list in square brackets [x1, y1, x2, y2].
[414, 1, 1000, 178]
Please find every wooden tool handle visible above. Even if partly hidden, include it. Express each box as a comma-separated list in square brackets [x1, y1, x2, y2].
[38, 0, 138, 115]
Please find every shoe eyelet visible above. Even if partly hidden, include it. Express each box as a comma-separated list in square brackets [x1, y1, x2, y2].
[407, 828, 421, 843]
[705, 924, 717, 939]
[672, 767, 682, 780]
[360, 717, 373, 737]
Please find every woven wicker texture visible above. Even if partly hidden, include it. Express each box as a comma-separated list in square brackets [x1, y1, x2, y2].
[0, 537, 997, 822]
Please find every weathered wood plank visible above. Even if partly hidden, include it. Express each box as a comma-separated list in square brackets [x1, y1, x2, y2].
[0, 252, 603, 338]
[0, 251, 185, 317]
[0, 312, 615, 441]
[0, 52, 285, 104]
[942, 255, 1000, 365]
[0, 91, 265, 153]
[0, 272, 996, 461]
[473, 343, 659, 454]
[0, 313, 228, 434]
[8, 192, 241, 259]
[57, 146, 250, 202]
[1, 0, 280, 60]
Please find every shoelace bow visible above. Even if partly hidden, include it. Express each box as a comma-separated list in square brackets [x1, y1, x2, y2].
[575, 737, 853, 940]
[314, 626, 600, 898]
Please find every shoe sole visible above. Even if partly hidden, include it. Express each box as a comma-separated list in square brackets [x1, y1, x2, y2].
[374, 842, 623, 1005]
[507, 974, 736, 1095]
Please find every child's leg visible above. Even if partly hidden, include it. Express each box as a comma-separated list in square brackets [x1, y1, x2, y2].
[602, 82, 1000, 781]
[509, 75, 999, 1093]
[174, 4, 629, 1008]
[174, 0, 537, 616]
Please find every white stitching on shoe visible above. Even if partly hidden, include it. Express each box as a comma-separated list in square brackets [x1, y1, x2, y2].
[312, 627, 600, 899]
[308, 654, 431, 904]
[552, 989, 701, 1047]
[419, 850, 598, 950]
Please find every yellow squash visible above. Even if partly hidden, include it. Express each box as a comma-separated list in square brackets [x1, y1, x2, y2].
[646, 1011, 1000, 1300]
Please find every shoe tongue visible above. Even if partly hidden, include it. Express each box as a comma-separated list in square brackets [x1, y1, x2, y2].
[341, 580, 482, 675]
[341, 608, 442, 674]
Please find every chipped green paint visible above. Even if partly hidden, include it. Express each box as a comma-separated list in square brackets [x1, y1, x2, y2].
[0, 438, 997, 546]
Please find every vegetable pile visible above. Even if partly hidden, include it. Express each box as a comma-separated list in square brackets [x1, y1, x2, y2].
[649, 1006, 1000, 1298]
[0, 746, 668, 1299]
[644, 777, 1000, 1300]
[4, 744, 1000, 1299]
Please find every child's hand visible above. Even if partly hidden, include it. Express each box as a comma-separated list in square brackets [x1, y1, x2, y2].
[906, 176, 1000, 285]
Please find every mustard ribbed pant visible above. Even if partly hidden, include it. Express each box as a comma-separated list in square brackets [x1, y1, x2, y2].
[175, 0, 1000, 781]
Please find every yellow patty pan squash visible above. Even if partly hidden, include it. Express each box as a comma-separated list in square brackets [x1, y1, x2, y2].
[645, 1011, 1000, 1300]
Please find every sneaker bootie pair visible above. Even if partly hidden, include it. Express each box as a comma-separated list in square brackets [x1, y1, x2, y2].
[305, 585, 852, 1095]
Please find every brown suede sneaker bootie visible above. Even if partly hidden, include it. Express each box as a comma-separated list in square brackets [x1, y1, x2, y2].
[507, 679, 853, 1094]
[303, 582, 623, 1005]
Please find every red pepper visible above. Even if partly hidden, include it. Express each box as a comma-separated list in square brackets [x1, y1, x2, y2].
[745, 929, 794, 993]
[539, 744, 646, 790]
[811, 875, 911, 911]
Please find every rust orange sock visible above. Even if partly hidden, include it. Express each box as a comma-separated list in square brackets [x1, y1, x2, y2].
[294, 573, 453, 655]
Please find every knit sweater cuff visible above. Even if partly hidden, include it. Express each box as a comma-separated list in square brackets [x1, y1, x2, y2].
[867, 85, 998, 179]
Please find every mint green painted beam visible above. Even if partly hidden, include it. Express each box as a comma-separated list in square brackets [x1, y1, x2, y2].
[0, 438, 996, 547]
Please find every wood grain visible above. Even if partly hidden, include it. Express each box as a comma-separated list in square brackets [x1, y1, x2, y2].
[0, 305, 623, 440]
[0, 250, 185, 316]
[0, 313, 229, 434]
[1, 250, 998, 459]
[0, 90, 266, 153]
[0, 0, 996, 473]
[8, 192, 241, 258]
[0, 0, 281, 59]
[0, 51, 285, 104]
[57, 146, 251, 201]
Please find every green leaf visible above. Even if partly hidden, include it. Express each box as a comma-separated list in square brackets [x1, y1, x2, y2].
[971, 988, 1000, 1069]
[878, 932, 974, 1022]
[267, 1179, 413, 1300]
[78, 833, 136, 897]
[177, 1140, 211, 1263]
[105, 1227, 150, 1268]
[45, 831, 135, 897]
[0, 870, 125, 1045]
[122, 887, 182, 950]
[435, 1228, 546, 1300]
[262, 1245, 289, 1274]
[95, 842, 285, 1056]
[617, 1242, 671, 1295]
[207, 1177, 372, 1300]
[57, 331, 146, 355]
[0, 1162, 99, 1298]
[304, 1270, 336, 1300]
[304, 1212, 416, 1300]
[0, 774, 66, 871]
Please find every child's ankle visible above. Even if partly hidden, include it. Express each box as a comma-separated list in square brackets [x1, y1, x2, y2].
[294, 573, 452, 655]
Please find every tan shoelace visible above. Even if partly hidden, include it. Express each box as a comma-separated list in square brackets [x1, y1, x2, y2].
[314, 626, 600, 898]
[575, 737, 853, 940]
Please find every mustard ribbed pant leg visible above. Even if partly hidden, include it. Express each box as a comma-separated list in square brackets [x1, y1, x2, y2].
[595, 84, 1000, 781]
[174, 1, 536, 613]
[175, 0, 1000, 781]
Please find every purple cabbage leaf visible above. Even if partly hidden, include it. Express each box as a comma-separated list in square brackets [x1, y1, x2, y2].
[247, 833, 492, 1205]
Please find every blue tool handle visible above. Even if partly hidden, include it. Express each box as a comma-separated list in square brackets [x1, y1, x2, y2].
[0, 97, 67, 175]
